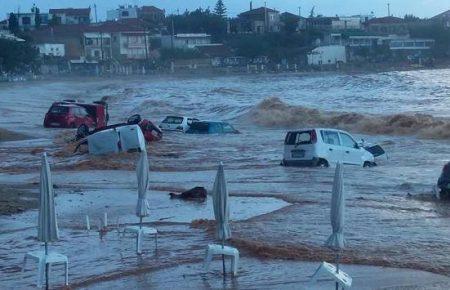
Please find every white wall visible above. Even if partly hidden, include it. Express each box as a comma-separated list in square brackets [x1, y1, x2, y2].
[161, 35, 211, 49]
[37, 43, 65, 57]
[107, 7, 138, 21]
[308, 45, 347, 65]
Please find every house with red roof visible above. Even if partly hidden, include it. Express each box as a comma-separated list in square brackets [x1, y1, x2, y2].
[364, 16, 408, 35]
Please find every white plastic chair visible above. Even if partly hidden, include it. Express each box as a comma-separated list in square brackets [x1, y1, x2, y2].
[310, 261, 352, 288]
[204, 244, 239, 275]
[22, 251, 69, 288]
[123, 226, 158, 254]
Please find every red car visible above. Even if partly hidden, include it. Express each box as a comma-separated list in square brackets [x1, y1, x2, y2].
[44, 100, 108, 129]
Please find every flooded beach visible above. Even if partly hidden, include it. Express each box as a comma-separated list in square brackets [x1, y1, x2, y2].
[1, 70, 450, 288]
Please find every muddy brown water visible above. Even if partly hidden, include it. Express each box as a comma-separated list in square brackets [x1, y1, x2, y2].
[0, 71, 449, 287]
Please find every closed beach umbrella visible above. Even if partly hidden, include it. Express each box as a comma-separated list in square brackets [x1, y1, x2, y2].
[325, 162, 345, 290]
[326, 162, 345, 250]
[136, 149, 150, 226]
[212, 162, 231, 242]
[38, 153, 59, 244]
[212, 162, 231, 275]
[38, 152, 59, 289]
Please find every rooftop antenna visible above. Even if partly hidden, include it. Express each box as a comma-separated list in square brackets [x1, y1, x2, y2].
[298, 6, 301, 17]
[387, 3, 390, 17]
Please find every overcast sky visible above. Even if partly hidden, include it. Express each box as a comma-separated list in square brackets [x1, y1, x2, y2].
[1, 0, 448, 20]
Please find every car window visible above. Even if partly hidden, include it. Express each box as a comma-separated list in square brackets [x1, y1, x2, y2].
[321, 130, 341, 145]
[339, 133, 357, 148]
[49, 106, 69, 114]
[209, 123, 223, 133]
[186, 122, 209, 133]
[162, 116, 183, 124]
[222, 123, 235, 133]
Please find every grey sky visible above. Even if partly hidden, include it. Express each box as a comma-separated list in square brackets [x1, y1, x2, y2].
[1, 1, 448, 20]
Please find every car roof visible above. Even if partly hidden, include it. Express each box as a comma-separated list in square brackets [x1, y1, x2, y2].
[287, 128, 350, 133]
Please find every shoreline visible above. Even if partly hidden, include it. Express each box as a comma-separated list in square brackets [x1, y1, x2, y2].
[1, 62, 449, 84]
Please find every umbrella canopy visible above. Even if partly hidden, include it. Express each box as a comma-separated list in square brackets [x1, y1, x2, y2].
[136, 150, 150, 218]
[325, 162, 345, 250]
[38, 153, 59, 242]
[212, 162, 231, 241]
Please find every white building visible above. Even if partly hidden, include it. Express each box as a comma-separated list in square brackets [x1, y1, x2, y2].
[36, 43, 65, 57]
[106, 5, 139, 21]
[161, 34, 211, 49]
[307, 45, 347, 66]
[49, 8, 90, 25]
[113, 32, 151, 60]
[83, 32, 112, 60]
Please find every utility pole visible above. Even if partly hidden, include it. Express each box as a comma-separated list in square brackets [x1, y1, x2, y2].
[94, 4, 98, 23]
[387, 3, 390, 17]
[171, 17, 175, 50]
[298, 6, 301, 17]
[264, 1, 267, 33]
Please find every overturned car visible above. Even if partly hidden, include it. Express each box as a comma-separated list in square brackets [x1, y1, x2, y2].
[44, 100, 108, 129]
[75, 114, 162, 155]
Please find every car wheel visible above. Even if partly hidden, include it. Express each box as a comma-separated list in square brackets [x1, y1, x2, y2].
[363, 161, 377, 168]
[317, 159, 329, 168]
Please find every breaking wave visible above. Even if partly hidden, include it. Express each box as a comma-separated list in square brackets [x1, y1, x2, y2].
[242, 97, 450, 139]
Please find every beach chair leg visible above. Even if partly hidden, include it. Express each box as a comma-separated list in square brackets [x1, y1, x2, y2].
[22, 255, 28, 272]
[65, 261, 69, 286]
[37, 258, 44, 288]
[232, 252, 239, 276]
[204, 248, 212, 271]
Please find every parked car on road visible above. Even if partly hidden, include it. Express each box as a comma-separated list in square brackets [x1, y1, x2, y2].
[44, 100, 108, 129]
[185, 121, 239, 134]
[159, 116, 199, 132]
[281, 128, 377, 167]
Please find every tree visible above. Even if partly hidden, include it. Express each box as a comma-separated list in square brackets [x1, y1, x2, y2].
[280, 13, 299, 34]
[214, 0, 227, 18]
[49, 14, 60, 27]
[0, 39, 39, 73]
[8, 13, 19, 34]
[404, 14, 420, 22]
[35, 7, 42, 29]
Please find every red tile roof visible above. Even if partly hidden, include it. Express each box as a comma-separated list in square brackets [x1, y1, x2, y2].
[49, 8, 91, 16]
[140, 6, 164, 14]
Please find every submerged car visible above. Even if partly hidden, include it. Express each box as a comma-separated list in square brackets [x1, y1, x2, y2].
[76, 114, 162, 143]
[438, 162, 450, 199]
[281, 128, 378, 167]
[44, 100, 108, 129]
[74, 114, 162, 154]
[185, 121, 239, 134]
[159, 116, 199, 132]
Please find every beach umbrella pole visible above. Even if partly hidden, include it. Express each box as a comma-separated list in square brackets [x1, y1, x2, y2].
[139, 216, 143, 229]
[222, 235, 226, 276]
[45, 242, 49, 290]
[335, 251, 340, 290]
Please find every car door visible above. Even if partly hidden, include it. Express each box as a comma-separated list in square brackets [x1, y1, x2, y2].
[320, 130, 343, 164]
[339, 132, 362, 165]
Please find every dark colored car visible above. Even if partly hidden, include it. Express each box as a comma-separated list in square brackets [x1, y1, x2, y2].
[44, 101, 108, 129]
[438, 162, 450, 199]
[185, 121, 239, 134]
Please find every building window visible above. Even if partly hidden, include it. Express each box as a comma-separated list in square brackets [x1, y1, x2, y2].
[121, 11, 129, 17]
[22, 17, 31, 25]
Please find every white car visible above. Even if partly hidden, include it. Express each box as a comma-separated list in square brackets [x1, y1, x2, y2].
[281, 128, 376, 167]
[159, 116, 199, 132]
